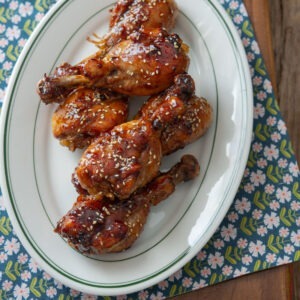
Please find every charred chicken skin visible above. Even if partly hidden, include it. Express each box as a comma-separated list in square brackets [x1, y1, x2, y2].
[136, 73, 213, 155]
[90, 0, 178, 56]
[55, 155, 200, 254]
[52, 87, 129, 151]
[37, 28, 189, 104]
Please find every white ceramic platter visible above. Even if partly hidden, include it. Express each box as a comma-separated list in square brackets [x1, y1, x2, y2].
[0, 0, 253, 296]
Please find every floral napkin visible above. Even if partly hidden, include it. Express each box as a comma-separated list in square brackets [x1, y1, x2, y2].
[0, 0, 299, 299]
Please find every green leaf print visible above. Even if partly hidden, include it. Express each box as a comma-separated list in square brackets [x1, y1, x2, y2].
[267, 165, 279, 183]
[266, 98, 278, 115]
[255, 58, 267, 76]
[209, 273, 217, 285]
[240, 217, 253, 236]
[0, 7, 7, 23]
[184, 261, 196, 278]
[225, 246, 237, 264]
[255, 124, 267, 142]
[253, 260, 261, 271]
[292, 182, 300, 199]
[30, 277, 42, 298]
[280, 139, 292, 158]
[0, 216, 10, 235]
[253, 191, 265, 209]
[267, 235, 279, 254]
[169, 284, 177, 297]
[5, 261, 17, 281]
[242, 20, 254, 37]
[279, 208, 292, 226]
[6, 45, 17, 62]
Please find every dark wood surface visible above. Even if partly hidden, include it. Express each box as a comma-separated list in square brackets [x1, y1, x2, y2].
[172, 0, 300, 299]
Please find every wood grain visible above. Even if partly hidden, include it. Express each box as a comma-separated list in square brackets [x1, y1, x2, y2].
[269, 0, 300, 161]
[172, 0, 300, 299]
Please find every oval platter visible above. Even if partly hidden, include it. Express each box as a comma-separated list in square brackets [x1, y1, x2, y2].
[0, 0, 253, 296]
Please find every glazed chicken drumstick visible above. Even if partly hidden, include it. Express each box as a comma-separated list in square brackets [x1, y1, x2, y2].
[73, 74, 195, 200]
[52, 87, 129, 151]
[90, 0, 178, 57]
[136, 73, 213, 155]
[55, 155, 200, 254]
[37, 28, 189, 104]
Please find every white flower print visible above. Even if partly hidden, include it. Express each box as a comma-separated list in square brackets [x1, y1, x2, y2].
[182, 277, 193, 288]
[254, 103, 265, 118]
[289, 162, 299, 177]
[233, 267, 248, 277]
[251, 40, 260, 54]
[168, 269, 182, 282]
[277, 120, 287, 135]
[17, 253, 28, 264]
[0, 24, 6, 34]
[266, 116, 277, 126]
[279, 227, 290, 238]
[250, 170, 266, 186]
[266, 253, 277, 263]
[19, 2, 33, 17]
[244, 182, 255, 193]
[28, 258, 40, 273]
[249, 240, 266, 257]
[13, 283, 30, 300]
[271, 132, 281, 142]
[264, 144, 279, 161]
[0, 38, 8, 48]
[158, 280, 168, 290]
[269, 200, 280, 211]
[20, 270, 31, 282]
[2, 280, 13, 292]
[46, 287, 57, 299]
[276, 186, 291, 203]
[233, 14, 243, 24]
[81, 294, 97, 300]
[200, 267, 211, 278]
[4, 237, 20, 255]
[0, 49, 5, 63]
[0, 252, 8, 263]
[257, 158, 267, 168]
[264, 212, 280, 229]
[192, 279, 207, 289]
[264, 183, 275, 194]
[150, 291, 164, 300]
[278, 158, 288, 168]
[283, 173, 293, 184]
[221, 224, 237, 241]
[257, 90, 267, 101]
[227, 211, 239, 222]
[291, 230, 300, 246]
[9, 1, 18, 10]
[291, 201, 300, 211]
[138, 290, 149, 300]
[207, 252, 224, 269]
[222, 265, 233, 276]
[252, 76, 262, 86]
[213, 238, 225, 249]
[263, 79, 273, 93]
[235, 197, 251, 214]
[277, 256, 291, 265]
[252, 142, 263, 152]
[229, 1, 239, 10]
[5, 25, 21, 41]
[252, 209, 263, 220]
[242, 254, 253, 266]
[284, 244, 295, 255]
[257, 225, 268, 236]
[237, 238, 248, 249]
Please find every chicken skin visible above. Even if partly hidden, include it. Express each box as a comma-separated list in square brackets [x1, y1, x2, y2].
[52, 87, 128, 151]
[55, 155, 200, 254]
[136, 73, 213, 155]
[37, 28, 189, 104]
[90, 0, 178, 56]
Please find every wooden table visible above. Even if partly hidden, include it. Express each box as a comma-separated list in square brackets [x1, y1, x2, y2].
[173, 0, 300, 299]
